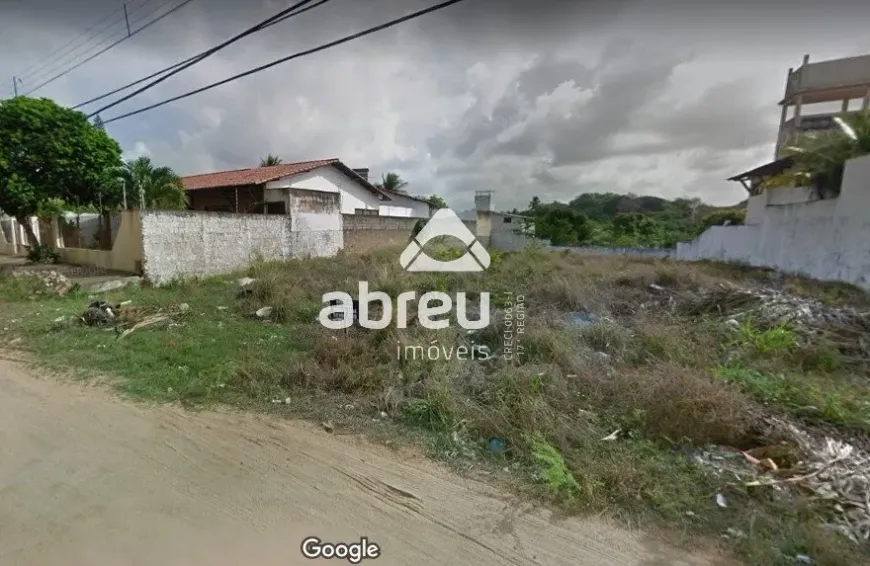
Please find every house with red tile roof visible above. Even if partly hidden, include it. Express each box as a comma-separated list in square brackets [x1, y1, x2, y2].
[181, 159, 431, 218]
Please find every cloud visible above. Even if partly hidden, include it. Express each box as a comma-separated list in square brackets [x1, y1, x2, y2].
[2, 0, 869, 212]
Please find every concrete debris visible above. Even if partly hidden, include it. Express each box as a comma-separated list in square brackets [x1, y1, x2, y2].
[237, 278, 257, 297]
[756, 421, 870, 543]
[670, 284, 870, 359]
[12, 269, 77, 295]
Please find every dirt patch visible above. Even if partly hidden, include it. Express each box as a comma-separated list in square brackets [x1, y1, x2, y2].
[0, 359, 733, 566]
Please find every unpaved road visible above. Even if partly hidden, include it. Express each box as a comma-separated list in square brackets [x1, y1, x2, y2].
[0, 360, 734, 566]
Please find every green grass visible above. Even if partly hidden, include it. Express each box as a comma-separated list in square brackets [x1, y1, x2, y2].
[1, 276, 299, 405]
[718, 365, 870, 431]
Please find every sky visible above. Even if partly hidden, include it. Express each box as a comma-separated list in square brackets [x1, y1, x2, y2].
[1, 0, 869, 212]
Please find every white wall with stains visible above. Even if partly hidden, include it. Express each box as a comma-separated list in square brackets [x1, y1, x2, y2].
[677, 154, 870, 289]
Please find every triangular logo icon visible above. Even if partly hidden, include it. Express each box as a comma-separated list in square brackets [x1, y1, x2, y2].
[399, 209, 490, 272]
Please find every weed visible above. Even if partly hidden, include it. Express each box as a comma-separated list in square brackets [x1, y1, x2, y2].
[528, 434, 581, 502]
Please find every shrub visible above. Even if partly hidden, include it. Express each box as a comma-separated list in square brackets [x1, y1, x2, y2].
[26, 244, 60, 264]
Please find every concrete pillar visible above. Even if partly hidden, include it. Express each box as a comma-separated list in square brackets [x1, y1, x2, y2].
[10, 217, 18, 254]
[794, 95, 803, 128]
[842, 98, 850, 112]
[50, 217, 63, 248]
[30, 217, 40, 246]
[863, 87, 870, 110]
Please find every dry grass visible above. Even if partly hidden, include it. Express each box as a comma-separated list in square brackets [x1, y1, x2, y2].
[221, 249, 870, 562]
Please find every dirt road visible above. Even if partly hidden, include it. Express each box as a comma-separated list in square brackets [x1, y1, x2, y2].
[0, 360, 733, 566]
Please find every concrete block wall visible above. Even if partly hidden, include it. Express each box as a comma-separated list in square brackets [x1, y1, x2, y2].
[141, 211, 294, 284]
[341, 214, 481, 254]
[342, 214, 418, 253]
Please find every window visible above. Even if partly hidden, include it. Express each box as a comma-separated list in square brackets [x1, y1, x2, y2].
[355, 208, 378, 216]
[266, 202, 287, 215]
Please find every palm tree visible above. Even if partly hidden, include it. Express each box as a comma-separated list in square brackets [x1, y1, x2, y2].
[117, 157, 187, 210]
[375, 172, 408, 194]
[259, 154, 282, 167]
[772, 110, 870, 197]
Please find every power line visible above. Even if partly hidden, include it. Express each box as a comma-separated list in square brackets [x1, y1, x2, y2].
[86, 0, 326, 118]
[16, 0, 156, 86]
[23, 0, 196, 96]
[73, 0, 332, 110]
[102, 0, 468, 125]
[13, 0, 149, 84]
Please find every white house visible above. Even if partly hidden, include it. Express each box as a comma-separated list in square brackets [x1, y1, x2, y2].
[181, 158, 431, 218]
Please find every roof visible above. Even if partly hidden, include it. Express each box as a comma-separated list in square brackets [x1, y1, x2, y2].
[378, 189, 432, 204]
[181, 158, 388, 198]
[727, 156, 795, 182]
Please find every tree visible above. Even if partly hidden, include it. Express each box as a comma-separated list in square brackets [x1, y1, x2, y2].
[424, 194, 447, 209]
[779, 110, 870, 198]
[117, 156, 187, 210]
[0, 96, 122, 244]
[259, 154, 282, 167]
[376, 172, 408, 194]
[698, 209, 745, 233]
[529, 196, 541, 211]
[533, 204, 591, 246]
[93, 114, 105, 131]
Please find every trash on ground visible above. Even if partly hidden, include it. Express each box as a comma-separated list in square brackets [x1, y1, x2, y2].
[754, 419, 870, 543]
[487, 437, 506, 454]
[715, 493, 727, 508]
[322, 421, 334, 434]
[567, 311, 599, 328]
[82, 301, 117, 326]
[601, 429, 621, 441]
[255, 306, 273, 319]
[118, 314, 171, 339]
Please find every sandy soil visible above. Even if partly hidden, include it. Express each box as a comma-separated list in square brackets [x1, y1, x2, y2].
[0, 359, 736, 566]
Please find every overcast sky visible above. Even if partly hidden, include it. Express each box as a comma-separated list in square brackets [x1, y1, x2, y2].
[2, 0, 869, 211]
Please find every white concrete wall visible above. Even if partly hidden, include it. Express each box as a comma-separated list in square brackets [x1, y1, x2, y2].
[287, 188, 343, 259]
[141, 211, 293, 284]
[745, 194, 767, 225]
[378, 193, 430, 218]
[677, 154, 870, 289]
[266, 165, 382, 215]
[766, 185, 815, 206]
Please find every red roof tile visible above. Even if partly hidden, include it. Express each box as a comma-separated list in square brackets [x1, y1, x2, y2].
[180, 159, 388, 200]
[181, 159, 338, 190]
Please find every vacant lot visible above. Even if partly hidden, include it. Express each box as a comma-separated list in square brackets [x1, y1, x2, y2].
[2, 247, 870, 565]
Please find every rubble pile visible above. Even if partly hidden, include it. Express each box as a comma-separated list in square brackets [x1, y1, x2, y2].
[670, 283, 870, 360]
[11, 269, 77, 296]
[773, 422, 870, 543]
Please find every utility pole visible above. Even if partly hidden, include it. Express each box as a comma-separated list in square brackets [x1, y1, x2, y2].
[138, 183, 145, 210]
[12, 76, 18, 97]
[123, 4, 132, 36]
[121, 180, 128, 210]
